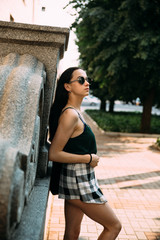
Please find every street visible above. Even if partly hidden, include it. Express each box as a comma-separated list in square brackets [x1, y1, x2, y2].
[82, 100, 160, 116]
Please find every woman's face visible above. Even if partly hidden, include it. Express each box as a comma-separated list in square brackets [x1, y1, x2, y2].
[68, 69, 90, 97]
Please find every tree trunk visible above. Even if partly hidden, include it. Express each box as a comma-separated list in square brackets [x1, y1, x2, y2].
[140, 89, 155, 133]
[109, 98, 115, 113]
[100, 99, 106, 111]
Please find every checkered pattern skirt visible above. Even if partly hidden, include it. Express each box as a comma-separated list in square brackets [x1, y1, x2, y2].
[58, 163, 107, 204]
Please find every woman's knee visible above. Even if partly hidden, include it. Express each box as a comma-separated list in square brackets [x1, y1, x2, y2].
[106, 219, 122, 236]
[114, 219, 122, 234]
[64, 226, 81, 240]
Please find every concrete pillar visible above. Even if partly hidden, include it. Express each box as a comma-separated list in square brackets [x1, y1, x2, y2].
[0, 20, 69, 240]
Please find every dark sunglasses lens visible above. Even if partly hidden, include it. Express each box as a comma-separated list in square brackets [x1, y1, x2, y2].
[78, 77, 85, 85]
[78, 77, 92, 84]
[87, 77, 92, 84]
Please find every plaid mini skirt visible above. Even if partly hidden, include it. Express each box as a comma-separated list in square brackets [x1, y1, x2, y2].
[58, 163, 107, 204]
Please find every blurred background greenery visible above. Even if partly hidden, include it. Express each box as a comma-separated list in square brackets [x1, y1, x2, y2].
[67, 0, 160, 134]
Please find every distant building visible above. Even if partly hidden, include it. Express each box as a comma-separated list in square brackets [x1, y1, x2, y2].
[0, 0, 46, 24]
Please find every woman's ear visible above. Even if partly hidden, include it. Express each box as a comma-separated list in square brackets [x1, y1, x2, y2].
[64, 83, 71, 93]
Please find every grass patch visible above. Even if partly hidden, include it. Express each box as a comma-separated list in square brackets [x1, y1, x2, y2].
[86, 110, 160, 134]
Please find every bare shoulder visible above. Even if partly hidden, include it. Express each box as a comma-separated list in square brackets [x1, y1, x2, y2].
[59, 108, 79, 127]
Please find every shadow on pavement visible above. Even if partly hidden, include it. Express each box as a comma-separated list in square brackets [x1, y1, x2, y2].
[98, 170, 160, 189]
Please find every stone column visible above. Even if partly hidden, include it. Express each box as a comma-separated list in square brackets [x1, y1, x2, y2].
[0, 20, 69, 240]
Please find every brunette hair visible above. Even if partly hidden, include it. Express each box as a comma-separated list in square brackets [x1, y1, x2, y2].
[49, 67, 80, 141]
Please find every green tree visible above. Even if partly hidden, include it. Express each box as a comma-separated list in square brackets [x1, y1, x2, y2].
[68, 0, 160, 133]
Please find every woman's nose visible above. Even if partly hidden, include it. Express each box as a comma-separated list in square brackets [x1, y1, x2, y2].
[85, 79, 90, 85]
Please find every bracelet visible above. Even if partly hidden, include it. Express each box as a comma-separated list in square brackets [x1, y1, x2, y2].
[88, 154, 92, 164]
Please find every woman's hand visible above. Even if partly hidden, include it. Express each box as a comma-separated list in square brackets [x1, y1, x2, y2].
[89, 154, 100, 168]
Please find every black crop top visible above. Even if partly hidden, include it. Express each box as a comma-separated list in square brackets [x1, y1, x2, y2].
[62, 107, 97, 155]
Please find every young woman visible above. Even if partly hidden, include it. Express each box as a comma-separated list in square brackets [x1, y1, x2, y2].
[49, 67, 121, 240]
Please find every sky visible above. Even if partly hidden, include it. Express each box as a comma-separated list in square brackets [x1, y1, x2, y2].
[37, 0, 79, 75]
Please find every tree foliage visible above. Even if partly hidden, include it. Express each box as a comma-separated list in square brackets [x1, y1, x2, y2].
[68, 0, 160, 133]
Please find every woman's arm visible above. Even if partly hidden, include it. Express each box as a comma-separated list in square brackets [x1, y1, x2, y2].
[48, 109, 91, 164]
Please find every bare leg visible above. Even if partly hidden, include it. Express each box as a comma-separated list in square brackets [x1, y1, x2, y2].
[66, 200, 122, 240]
[63, 200, 84, 240]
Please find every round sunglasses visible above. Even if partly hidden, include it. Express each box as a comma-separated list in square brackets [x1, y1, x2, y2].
[69, 76, 92, 85]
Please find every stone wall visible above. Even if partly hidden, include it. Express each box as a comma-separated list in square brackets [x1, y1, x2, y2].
[0, 20, 69, 240]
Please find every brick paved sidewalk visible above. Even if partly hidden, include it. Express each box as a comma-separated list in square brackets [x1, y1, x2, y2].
[44, 112, 160, 240]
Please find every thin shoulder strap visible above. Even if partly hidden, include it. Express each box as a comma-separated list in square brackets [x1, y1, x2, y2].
[61, 107, 86, 124]
[61, 107, 75, 114]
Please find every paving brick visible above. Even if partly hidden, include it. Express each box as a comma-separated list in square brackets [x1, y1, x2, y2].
[124, 227, 135, 235]
[145, 232, 160, 240]
[136, 231, 148, 239]
[79, 237, 89, 240]
[48, 231, 58, 240]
